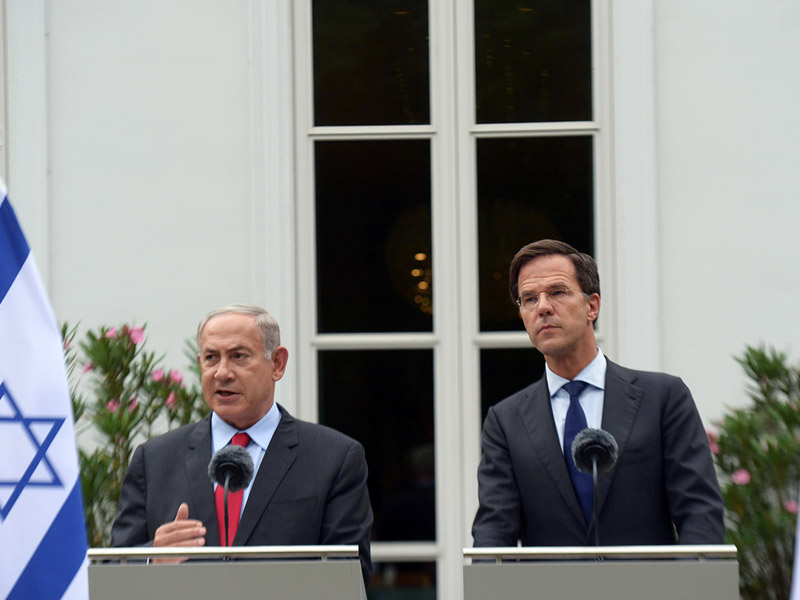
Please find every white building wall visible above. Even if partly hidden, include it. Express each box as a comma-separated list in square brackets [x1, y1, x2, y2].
[653, 0, 800, 422]
[5, 0, 800, 426]
[5, 0, 297, 411]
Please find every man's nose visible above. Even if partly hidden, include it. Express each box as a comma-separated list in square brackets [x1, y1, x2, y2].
[214, 358, 234, 379]
[537, 293, 555, 314]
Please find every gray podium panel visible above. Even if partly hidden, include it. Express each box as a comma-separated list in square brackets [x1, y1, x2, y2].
[90, 560, 364, 600]
[463, 546, 739, 600]
[464, 561, 738, 600]
[88, 546, 365, 600]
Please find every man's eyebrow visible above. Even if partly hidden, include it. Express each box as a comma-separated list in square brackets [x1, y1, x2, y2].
[520, 280, 572, 292]
[201, 345, 250, 354]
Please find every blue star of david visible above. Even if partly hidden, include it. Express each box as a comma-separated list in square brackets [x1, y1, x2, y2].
[0, 381, 64, 521]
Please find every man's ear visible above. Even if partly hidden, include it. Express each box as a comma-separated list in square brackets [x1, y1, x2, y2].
[271, 346, 289, 381]
[587, 293, 600, 323]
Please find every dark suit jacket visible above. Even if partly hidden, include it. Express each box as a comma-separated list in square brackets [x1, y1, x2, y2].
[111, 404, 373, 584]
[472, 360, 724, 547]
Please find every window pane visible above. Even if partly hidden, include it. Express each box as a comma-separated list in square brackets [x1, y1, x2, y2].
[313, 1, 430, 126]
[476, 136, 593, 332]
[369, 562, 436, 600]
[318, 350, 435, 542]
[475, 0, 592, 124]
[316, 140, 433, 334]
[480, 348, 545, 425]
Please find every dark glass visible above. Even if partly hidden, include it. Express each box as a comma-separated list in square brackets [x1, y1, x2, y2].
[480, 348, 545, 425]
[316, 140, 432, 334]
[369, 562, 436, 600]
[318, 350, 435, 542]
[475, 0, 592, 123]
[476, 136, 593, 332]
[313, 0, 430, 126]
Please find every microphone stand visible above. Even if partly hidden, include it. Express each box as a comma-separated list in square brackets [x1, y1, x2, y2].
[591, 457, 600, 547]
[223, 473, 231, 551]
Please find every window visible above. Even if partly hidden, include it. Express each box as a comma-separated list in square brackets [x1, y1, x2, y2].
[294, 2, 611, 599]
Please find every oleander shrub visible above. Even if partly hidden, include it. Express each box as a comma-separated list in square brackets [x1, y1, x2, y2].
[62, 323, 208, 547]
[710, 346, 800, 600]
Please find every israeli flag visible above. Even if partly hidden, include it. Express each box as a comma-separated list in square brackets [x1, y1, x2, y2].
[0, 180, 89, 599]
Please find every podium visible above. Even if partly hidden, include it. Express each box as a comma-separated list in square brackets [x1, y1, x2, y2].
[463, 545, 738, 600]
[88, 545, 365, 600]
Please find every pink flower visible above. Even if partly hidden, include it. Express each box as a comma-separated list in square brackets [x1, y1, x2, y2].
[166, 391, 176, 409]
[152, 368, 165, 382]
[105, 327, 118, 339]
[169, 370, 183, 385]
[83, 363, 94, 373]
[784, 500, 799, 514]
[106, 399, 120, 412]
[731, 469, 751, 485]
[63, 339, 71, 350]
[706, 430, 719, 455]
[129, 326, 145, 344]
[129, 397, 139, 412]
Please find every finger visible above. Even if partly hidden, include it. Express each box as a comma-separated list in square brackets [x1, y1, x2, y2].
[151, 537, 205, 566]
[156, 521, 206, 538]
[174, 502, 190, 521]
[154, 521, 206, 547]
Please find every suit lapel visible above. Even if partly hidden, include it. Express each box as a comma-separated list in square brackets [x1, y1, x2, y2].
[234, 406, 299, 545]
[185, 416, 219, 544]
[518, 379, 586, 525]
[596, 360, 643, 514]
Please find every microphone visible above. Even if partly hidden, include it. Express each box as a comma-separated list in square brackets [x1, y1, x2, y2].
[572, 428, 619, 475]
[571, 428, 619, 546]
[208, 445, 255, 492]
[208, 445, 254, 547]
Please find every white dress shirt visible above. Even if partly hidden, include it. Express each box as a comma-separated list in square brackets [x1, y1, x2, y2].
[210, 401, 281, 513]
[546, 348, 607, 451]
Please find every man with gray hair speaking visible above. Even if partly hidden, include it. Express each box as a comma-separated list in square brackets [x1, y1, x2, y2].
[111, 304, 373, 585]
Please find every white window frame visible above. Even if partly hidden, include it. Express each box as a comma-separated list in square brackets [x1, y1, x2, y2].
[292, 2, 658, 599]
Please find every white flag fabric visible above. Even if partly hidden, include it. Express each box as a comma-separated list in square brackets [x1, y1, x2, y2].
[0, 180, 89, 599]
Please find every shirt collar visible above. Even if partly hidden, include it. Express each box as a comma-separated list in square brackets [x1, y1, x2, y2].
[545, 347, 607, 397]
[211, 401, 281, 453]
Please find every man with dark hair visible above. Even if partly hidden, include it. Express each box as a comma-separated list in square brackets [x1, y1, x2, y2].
[111, 304, 373, 584]
[472, 240, 724, 547]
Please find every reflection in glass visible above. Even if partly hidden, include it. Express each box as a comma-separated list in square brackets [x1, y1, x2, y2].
[315, 140, 432, 334]
[480, 348, 545, 425]
[476, 136, 593, 332]
[313, 0, 430, 126]
[369, 561, 436, 600]
[318, 350, 435, 542]
[475, 0, 592, 123]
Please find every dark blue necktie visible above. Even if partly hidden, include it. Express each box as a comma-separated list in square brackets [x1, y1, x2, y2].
[563, 380, 593, 525]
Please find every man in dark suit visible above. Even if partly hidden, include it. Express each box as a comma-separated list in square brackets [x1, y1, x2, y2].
[472, 240, 724, 547]
[111, 304, 373, 584]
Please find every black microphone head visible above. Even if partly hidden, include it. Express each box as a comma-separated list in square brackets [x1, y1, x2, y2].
[571, 428, 619, 475]
[208, 445, 255, 492]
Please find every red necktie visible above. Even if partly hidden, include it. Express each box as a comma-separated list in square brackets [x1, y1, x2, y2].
[215, 432, 251, 546]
